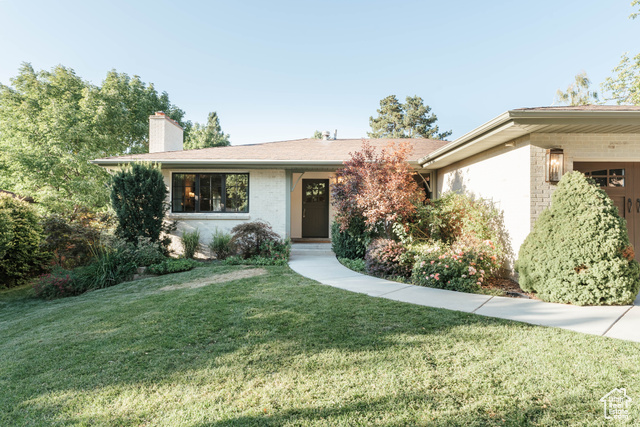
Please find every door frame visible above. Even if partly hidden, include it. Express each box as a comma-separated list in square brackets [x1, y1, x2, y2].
[301, 178, 330, 238]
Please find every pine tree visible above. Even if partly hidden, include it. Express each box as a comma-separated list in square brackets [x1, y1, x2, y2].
[184, 111, 230, 149]
[110, 162, 170, 246]
[368, 95, 451, 140]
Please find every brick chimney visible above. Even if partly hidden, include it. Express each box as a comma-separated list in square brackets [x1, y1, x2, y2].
[149, 111, 184, 153]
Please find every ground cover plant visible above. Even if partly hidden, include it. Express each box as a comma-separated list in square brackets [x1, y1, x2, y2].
[1, 264, 639, 425]
[517, 171, 640, 305]
[147, 258, 199, 275]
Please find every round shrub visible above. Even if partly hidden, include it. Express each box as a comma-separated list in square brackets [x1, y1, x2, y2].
[331, 216, 370, 260]
[516, 171, 640, 305]
[0, 194, 48, 288]
[365, 238, 411, 278]
[230, 220, 281, 259]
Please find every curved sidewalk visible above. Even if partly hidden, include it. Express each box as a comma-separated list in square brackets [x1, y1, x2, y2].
[288, 245, 640, 343]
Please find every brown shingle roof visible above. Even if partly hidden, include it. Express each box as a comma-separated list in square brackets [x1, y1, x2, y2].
[93, 138, 449, 165]
[514, 105, 640, 111]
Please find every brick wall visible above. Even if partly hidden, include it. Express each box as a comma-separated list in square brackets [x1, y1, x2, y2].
[162, 168, 287, 257]
[529, 133, 640, 226]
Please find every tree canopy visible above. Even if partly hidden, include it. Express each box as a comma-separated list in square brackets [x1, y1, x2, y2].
[368, 95, 451, 140]
[0, 63, 187, 212]
[555, 72, 599, 105]
[184, 111, 230, 149]
[602, 53, 640, 105]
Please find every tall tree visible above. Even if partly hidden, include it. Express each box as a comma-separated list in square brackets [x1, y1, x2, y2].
[368, 95, 451, 140]
[555, 72, 599, 105]
[602, 53, 640, 105]
[312, 130, 323, 139]
[631, 0, 639, 19]
[0, 63, 186, 212]
[184, 111, 230, 149]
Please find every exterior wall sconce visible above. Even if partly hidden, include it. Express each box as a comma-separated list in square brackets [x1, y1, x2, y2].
[545, 148, 564, 183]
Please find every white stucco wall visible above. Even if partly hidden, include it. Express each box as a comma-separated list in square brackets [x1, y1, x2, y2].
[529, 133, 640, 225]
[436, 138, 532, 268]
[162, 168, 287, 257]
[290, 172, 336, 239]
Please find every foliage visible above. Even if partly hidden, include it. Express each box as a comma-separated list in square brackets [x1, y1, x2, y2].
[365, 238, 411, 278]
[411, 242, 498, 293]
[111, 236, 167, 267]
[368, 95, 451, 140]
[631, 0, 639, 19]
[40, 208, 115, 269]
[111, 162, 171, 248]
[181, 229, 201, 259]
[0, 63, 186, 212]
[32, 269, 77, 299]
[338, 257, 366, 273]
[331, 141, 424, 235]
[209, 228, 234, 260]
[72, 245, 137, 291]
[0, 194, 48, 288]
[223, 255, 287, 266]
[311, 130, 323, 139]
[330, 219, 370, 260]
[602, 52, 640, 105]
[229, 220, 282, 259]
[184, 111, 230, 149]
[516, 171, 640, 305]
[402, 192, 507, 273]
[555, 72, 599, 105]
[147, 258, 199, 275]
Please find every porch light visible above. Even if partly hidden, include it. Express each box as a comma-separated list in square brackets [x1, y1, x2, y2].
[545, 148, 564, 183]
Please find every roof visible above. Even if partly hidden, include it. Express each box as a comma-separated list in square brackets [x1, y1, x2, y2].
[419, 105, 640, 169]
[93, 138, 449, 169]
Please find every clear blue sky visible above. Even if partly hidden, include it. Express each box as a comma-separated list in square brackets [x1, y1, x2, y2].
[1, 0, 638, 145]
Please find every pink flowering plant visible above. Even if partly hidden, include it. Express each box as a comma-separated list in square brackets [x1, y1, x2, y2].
[32, 269, 78, 299]
[411, 240, 501, 293]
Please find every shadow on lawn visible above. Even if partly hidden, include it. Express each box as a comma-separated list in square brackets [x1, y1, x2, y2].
[1, 265, 578, 424]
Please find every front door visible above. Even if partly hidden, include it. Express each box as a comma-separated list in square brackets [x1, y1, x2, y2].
[574, 162, 640, 259]
[302, 179, 329, 238]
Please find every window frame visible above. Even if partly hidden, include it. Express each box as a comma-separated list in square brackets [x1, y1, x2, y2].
[171, 172, 250, 213]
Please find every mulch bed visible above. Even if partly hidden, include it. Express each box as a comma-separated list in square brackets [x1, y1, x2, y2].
[482, 277, 534, 299]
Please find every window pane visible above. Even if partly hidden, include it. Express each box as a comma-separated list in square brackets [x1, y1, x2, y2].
[609, 168, 625, 176]
[225, 174, 248, 212]
[609, 177, 625, 187]
[590, 169, 607, 176]
[199, 174, 223, 212]
[172, 173, 196, 212]
[592, 177, 607, 187]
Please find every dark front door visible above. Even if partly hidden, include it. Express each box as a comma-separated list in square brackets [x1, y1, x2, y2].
[574, 162, 640, 259]
[302, 179, 329, 238]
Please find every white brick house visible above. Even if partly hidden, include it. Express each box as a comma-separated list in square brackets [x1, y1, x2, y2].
[93, 112, 444, 253]
[419, 106, 640, 265]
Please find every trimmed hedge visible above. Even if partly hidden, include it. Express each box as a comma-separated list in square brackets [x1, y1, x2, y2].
[516, 171, 640, 305]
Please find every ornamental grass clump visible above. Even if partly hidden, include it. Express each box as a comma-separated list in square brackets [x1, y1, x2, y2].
[516, 171, 640, 305]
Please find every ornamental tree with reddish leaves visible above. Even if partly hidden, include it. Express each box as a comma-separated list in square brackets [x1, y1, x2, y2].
[331, 140, 424, 235]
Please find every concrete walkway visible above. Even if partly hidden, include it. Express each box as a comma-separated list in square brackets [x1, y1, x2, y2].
[288, 244, 640, 343]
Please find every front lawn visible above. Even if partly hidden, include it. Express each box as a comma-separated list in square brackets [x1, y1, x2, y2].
[1, 264, 638, 425]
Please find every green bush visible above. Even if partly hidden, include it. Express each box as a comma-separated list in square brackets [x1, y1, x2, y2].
[331, 216, 370, 260]
[0, 194, 48, 288]
[516, 171, 640, 305]
[411, 241, 500, 293]
[223, 255, 287, 266]
[209, 228, 234, 260]
[230, 220, 281, 259]
[40, 208, 115, 268]
[338, 257, 366, 273]
[72, 246, 137, 291]
[181, 229, 201, 259]
[403, 193, 507, 275]
[147, 258, 199, 275]
[109, 236, 166, 267]
[110, 162, 172, 249]
[365, 238, 411, 278]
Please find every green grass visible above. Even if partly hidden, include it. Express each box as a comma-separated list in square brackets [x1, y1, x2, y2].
[1, 264, 639, 426]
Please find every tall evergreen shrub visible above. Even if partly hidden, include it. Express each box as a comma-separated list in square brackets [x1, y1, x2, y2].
[516, 171, 640, 305]
[331, 217, 370, 260]
[0, 194, 47, 287]
[110, 162, 169, 247]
